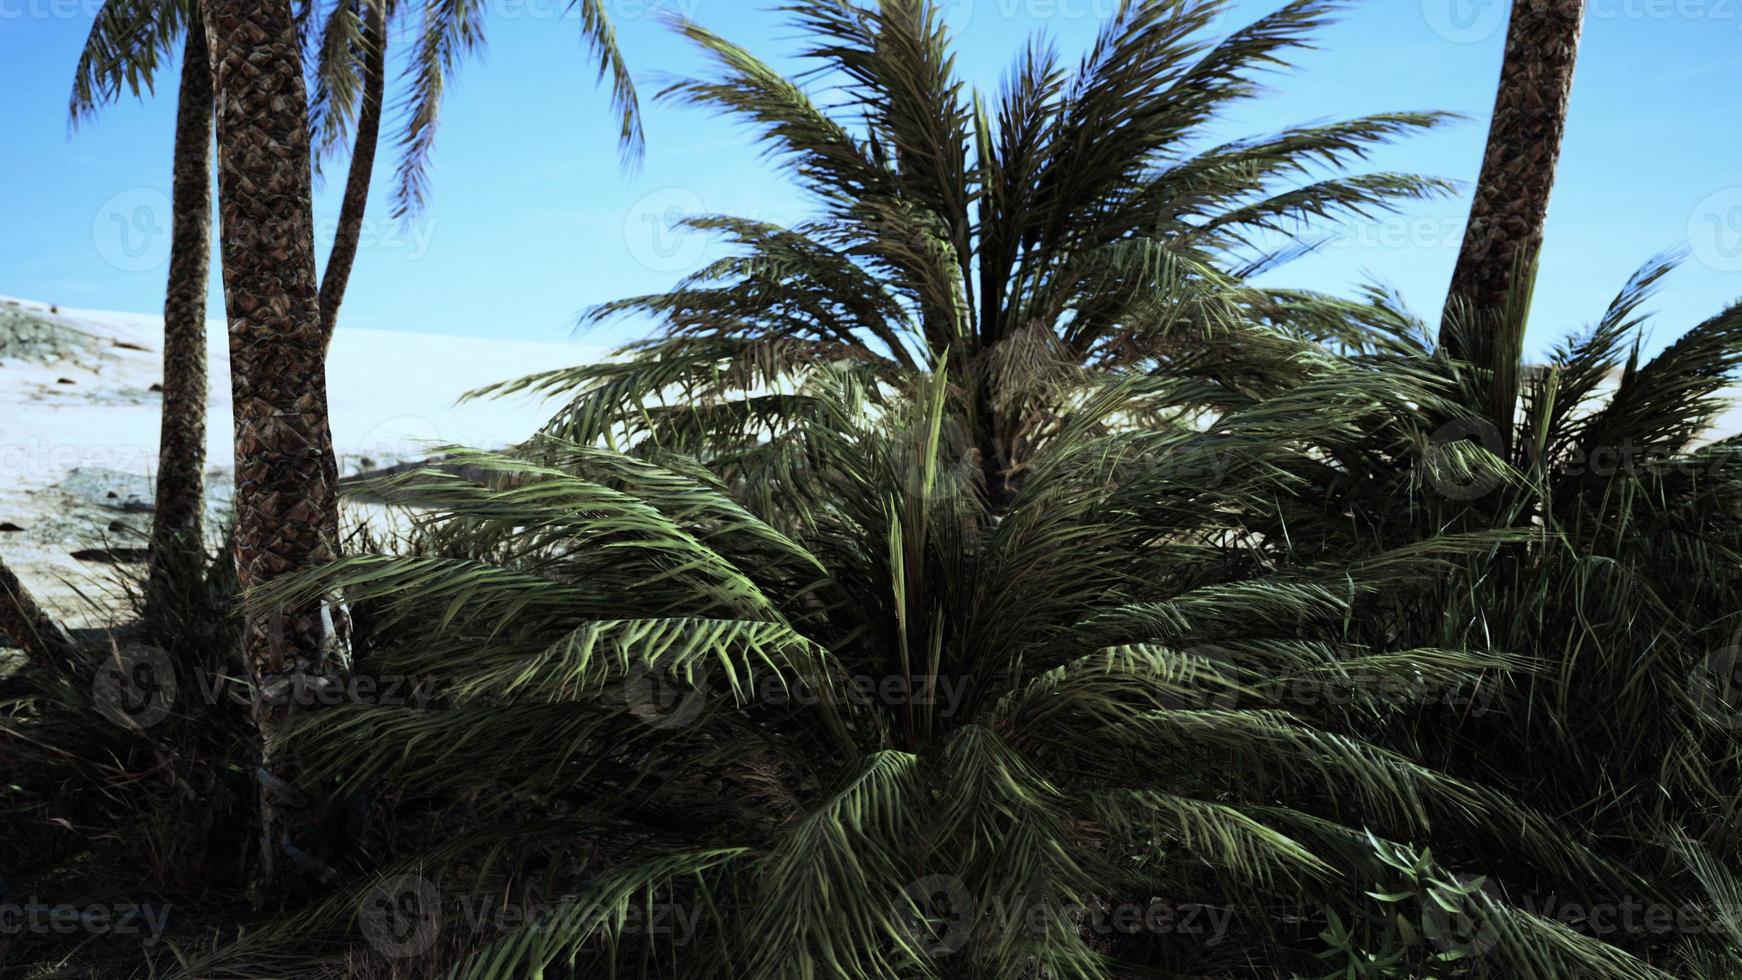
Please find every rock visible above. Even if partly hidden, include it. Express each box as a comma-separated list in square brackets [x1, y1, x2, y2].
[60, 469, 156, 513]
[0, 307, 106, 368]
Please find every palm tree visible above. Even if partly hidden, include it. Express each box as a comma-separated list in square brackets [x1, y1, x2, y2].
[0, 557, 80, 674]
[204, 0, 352, 898]
[1439, 0, 1587, 439]
[479, 0, 1456, 508]
[69, 0, 644, 568]
[58, 0, 644, 900]
[307, 0, 644, 347]
[71, 1, 213, 597]
[190, 357, 1659, 978]
[1266, 258, 1742, 970]
[310, 0, 388, 348]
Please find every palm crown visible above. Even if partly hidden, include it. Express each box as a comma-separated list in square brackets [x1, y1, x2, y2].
[179, 350, 1679, 979]
[484, 0, 1455, 500]
[71, 0, 643, 218]
[305, 0, 643, 218]
[1345, 260, 1742, 890]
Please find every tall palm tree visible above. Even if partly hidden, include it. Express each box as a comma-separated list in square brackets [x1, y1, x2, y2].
[63, 0, 645, 897]
[71, 1, 213, 596]
[306, 0, 644, 348]
[481, 0, 1456, 507]
[203, 0, 351, 897]
[1439, 0, 1587, 437]
[70, 0, 646, 578]
[310, 0, 388, 348]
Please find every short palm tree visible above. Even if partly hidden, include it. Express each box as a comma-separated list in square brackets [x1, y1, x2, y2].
[1272, 259, 1742, 971]
[305, 0, 644, 346]
[481, 0, 1457, 506]
[183, 352, 1669, 979]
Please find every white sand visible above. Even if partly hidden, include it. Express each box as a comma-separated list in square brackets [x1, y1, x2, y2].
[5, 293, 1740, 629]
[0, 295, 601, 624]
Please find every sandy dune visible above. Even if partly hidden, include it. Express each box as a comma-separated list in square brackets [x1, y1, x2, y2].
[0, 295, 600, 625]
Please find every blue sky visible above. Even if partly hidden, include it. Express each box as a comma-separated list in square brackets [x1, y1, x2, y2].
[4, 0, 1742, 358]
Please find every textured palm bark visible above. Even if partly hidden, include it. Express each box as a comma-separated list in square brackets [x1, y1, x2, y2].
[316, 0, 386, 350]
[1440, 0, 1587, 361]
[147, 20, 214, 599]
[975, 380, 1017, 513]
[205, 0, 351, 899]
[0, 556, 80, 674]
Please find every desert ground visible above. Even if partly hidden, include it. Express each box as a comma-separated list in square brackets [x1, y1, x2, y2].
[0, 295, 597, 629]
[10, 293, 1742, 634]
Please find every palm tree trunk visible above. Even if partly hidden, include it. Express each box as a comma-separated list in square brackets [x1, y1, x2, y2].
[1440, 0, 1586, 363]
[204, 0, 351, 901]
[317, 0, 386, 350]
[147, 16, 214, 601]
[0, 556, 80, 674]
[975, 381, 1016, 512]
